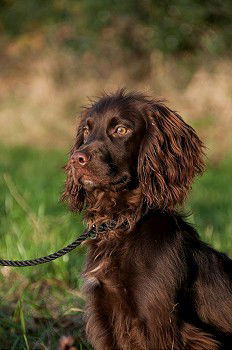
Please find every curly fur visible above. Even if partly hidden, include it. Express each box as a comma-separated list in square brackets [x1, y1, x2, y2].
[63, 90, 232, 350]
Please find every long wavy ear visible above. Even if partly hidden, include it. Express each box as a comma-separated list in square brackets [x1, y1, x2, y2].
[61, 119, 86, 212]
[138, 101, 205, 211]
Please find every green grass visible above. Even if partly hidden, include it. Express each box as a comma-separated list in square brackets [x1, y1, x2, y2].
[189, 156, 232, 253]
[0, 145, 90, 349]
[0, 144, 231, 349]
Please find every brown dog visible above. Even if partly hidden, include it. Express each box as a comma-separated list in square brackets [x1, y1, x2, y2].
[63, 90, 232, 350]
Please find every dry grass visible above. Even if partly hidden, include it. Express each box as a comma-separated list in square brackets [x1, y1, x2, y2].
[0, 47, 231, 160]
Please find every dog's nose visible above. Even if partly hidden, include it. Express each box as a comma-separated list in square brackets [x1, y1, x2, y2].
[75, 151, 91, 166]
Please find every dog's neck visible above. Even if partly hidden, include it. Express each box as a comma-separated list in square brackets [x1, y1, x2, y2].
[84, 186, 143, 231]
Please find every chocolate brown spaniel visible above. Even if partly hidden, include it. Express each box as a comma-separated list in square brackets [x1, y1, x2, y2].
[63, 90, 232, 350]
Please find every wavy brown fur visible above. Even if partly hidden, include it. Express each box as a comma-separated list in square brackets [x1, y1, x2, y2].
[63, 90, 205, 214]
[63, 90, 232, 349]
[137, 100, 205, 209]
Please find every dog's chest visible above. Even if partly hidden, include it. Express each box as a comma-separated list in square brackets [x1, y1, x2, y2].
[83, 247, 148, 349]
[83, 248, 126, 297]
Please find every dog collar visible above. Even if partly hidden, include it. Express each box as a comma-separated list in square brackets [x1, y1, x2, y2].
[88, 219, 129, 239]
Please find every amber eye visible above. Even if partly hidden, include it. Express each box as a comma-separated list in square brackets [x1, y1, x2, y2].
[115, 126, 128, 136]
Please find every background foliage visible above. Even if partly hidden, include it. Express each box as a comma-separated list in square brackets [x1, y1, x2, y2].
[1, 0, 231, 55]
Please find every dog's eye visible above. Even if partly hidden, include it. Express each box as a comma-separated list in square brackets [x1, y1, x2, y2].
[115, 126, 129, 136]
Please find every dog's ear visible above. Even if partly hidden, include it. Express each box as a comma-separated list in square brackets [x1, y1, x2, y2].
[138, 101, 205, 210]
[62, 122, 86, 212]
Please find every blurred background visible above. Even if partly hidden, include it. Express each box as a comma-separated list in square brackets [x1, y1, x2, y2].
[0, 1, 231, 348]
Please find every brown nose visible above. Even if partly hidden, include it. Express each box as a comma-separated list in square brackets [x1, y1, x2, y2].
[75, 151, 91, 166]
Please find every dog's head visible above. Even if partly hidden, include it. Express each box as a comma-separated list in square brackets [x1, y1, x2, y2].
[63, 90, 204, 212]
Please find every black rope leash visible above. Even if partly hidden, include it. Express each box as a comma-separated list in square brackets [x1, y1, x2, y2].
[0, 220, 119, 267]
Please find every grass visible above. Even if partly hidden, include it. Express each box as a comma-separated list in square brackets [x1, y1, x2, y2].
[0, 144, 231, 349]
[0, 145, 89, 349]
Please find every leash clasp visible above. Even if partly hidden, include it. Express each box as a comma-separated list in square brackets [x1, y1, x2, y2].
[88, 224, 97, 239]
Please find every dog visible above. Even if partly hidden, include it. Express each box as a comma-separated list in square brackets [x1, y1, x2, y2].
[63, 89, 232, 349]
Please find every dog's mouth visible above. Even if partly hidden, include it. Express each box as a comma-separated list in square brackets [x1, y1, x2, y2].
[79, 174, 100, 188]
[73, 169, 130, 191]
[70, 161, 131, 190]
[80, 174, 130, 189]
